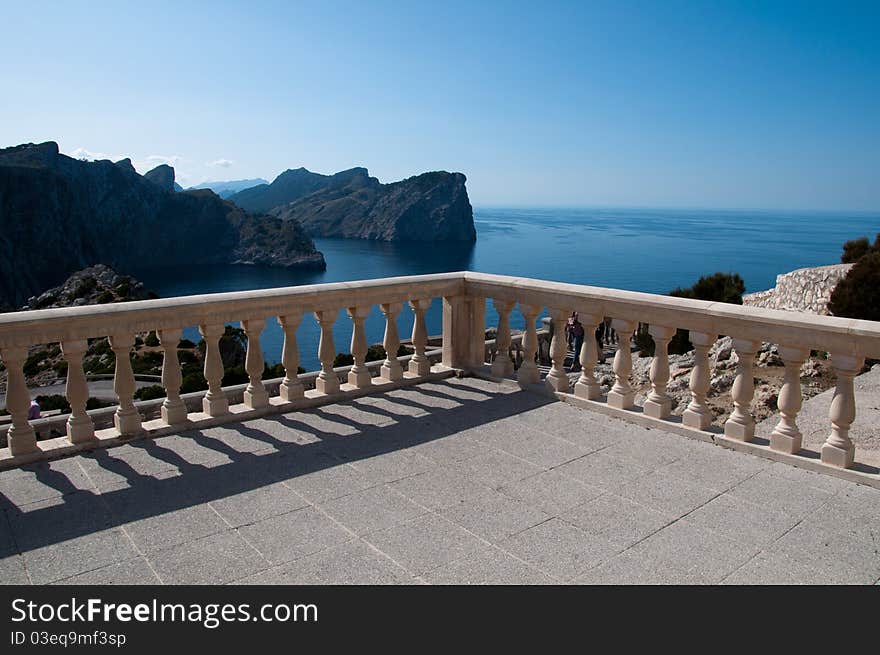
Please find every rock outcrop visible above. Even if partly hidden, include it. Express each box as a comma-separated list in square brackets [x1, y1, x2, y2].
[230, 166, 476, 242]
[0, 142, 326, 308]
[742, 264, 853, 315]
[22, 264, 154, 310]
[271, 169, 476, 242]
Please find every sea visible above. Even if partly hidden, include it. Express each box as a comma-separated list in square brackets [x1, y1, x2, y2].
[126, 207, 880, 371]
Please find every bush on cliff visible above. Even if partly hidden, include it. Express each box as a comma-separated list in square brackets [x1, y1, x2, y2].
[828, 251, 880, 322]
[841, 233, 879, 264]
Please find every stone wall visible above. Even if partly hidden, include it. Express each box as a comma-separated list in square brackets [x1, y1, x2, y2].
[742, 263, 852, 315]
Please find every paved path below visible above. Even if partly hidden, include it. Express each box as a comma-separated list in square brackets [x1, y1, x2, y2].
[2, 377, 879, 585]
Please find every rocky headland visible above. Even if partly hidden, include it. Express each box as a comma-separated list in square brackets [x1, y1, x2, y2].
[230, 166, 476, 242]
[0, 142, 326, 308]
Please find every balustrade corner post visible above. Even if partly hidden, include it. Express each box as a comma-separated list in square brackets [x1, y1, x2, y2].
[108, 333, 142, 435]
[490, 299, 516, 378]
[769, 345, 809, 454]
[681, 331, 717, 429]
[198, 323, 229, 416]
[607, 319, 637, 410]
[379, 302, 404, 382]
[156, 328, 187, 425]
[347, 305, 373, 388]
[277, 313, 304, 401]
[516, 303, 542, 387]
[441, 294, 485, 371]
[724, 339, 760, 441]
[408, 298, 433, 376]
[1, 346, 38, 455]
[821, 353, 864, 468]
[314, 310, 340, 395]
[61, 339, 96, 442]
[545, 308, 572, 393]
[241, 318, 269, 409]
[643, 325, 676, 419]
[574, 313, 603, 401]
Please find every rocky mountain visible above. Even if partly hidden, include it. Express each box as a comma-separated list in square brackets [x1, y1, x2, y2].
[270, 169, 476, 241]
[228, 167, 367, 213]
[0, 142, 326, 308]
[22, 264, 154, 310]
[189, 178, 269, 198]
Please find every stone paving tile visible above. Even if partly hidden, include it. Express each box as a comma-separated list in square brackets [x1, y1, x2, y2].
[492, 431, 593, 469]
[573, 549, 710, 585]
[626, 518, 760, 583]
[386, 387, 464, 410]
[499, 470, 605, 515]
[388, 467, 497, 511]
[561, 493, 672, 549]
[7, 491, 116, 551]
[555, 451, 652, 492]
[352, 395, 432, 419]
[659, 446, 770, 492]
[440, 493, 551, 542]
[0, 458, 95, 507]
[407, 433, 490, 464]
[278, 539, 415, 585]
[52, 557, 161, 585]
[345, 449, 436, 484]
[149, 530, 270, 585]
[136, 435, 234, 469]
[726, 466, 837, 518]
[616, 470, 720, 518]
[449, 449, 545, 489]
[0, 554, 30, 585]
[119, 504, 229, 555]
[237, 507, 352, 566]
[284, 461, 379, 504]
[208, 481, 310, 528]
[317, 403, 398, 429]
[318, 485, 427, 536]
[424, 546, 556, 585]
[75, 447, 183, 492]
[21, 529, 140, 585]
[362, 514, 488, 575]
[685, 493, 800, 548]
[499, 518, 618, 581]
[599, 429, 690, 471]
[721, 551, 839, 585]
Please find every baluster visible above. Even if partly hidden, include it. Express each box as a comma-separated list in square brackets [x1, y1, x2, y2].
[278, 313, 304, 401]
[517, 303, 542, 386]
[724, 339, 759, 440]
[379, 302, 403, 382]
[408, 298, 432, 376]
[769, 346, 808, 453]
[607, 319, 637, 409]
[490, 300, 516, 378]
[643, 325, 675, 419]
[545, 308, 571, 393]
[242, 318, 269, 408]
[314, 310, 340, 394]
[682, 331, 716, 429]
[1, 346, 38, 455]
[108, 333, 142, 434]
[157, 328, 187, 425]
[61, 339, 95, 442]
[199, 323, 229, 416]
[821, 354, 863, 468]
[347, 305, 372, 388]
[574, 313, 603, 400]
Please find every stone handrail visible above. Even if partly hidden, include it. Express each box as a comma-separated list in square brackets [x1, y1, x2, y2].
[1, 271, 879, 482]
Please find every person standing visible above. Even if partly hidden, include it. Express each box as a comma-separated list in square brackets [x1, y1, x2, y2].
[565, 311, 585, 372]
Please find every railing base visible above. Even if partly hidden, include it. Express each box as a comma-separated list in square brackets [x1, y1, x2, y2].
[0, 366, 458, 471]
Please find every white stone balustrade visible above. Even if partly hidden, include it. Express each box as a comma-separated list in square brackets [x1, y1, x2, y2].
[1, 271, 878, 485]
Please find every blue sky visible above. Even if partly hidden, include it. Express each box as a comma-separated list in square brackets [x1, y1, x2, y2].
[1, 0, 877, 209]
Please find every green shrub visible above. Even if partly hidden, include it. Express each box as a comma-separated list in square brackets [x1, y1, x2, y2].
[134, 385, 166, 401]
[333, 353, 354, 367]
[23, 350, 50, 376]
[180, 372, 208, 394]
[841, 236, 872, 264]
[131, 351, 163, 375]
[144, 331, 160, 347]
[96, 290, 114, 304]
[221, 365, 249, 386]
[34, 394, 71, 413]
[73, 276, 97, 299]
[53, 360, 68, 376]
[264, 363, 286, 379]
[669, 272, 745, 304]
[397, 344, 412, 357]
[366, 345, 387, 362]
[828, 251, 880, 321]
[86, 397, 113, 410]
[633, 324, 655, 357]
[115, 280, 131, 297]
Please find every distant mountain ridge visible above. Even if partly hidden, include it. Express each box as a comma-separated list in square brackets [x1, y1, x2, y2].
[230, 166, 476, 242]
[0, 142, 325, 308]
[189, 178, 269, 198]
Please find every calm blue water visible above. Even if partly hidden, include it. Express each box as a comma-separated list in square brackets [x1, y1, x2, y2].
[127, 208, 879, 371]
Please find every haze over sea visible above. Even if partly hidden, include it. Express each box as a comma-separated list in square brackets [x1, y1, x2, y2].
[128, 207, 880, 371]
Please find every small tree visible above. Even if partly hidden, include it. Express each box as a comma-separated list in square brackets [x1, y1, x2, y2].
[828, 251, 880, 321]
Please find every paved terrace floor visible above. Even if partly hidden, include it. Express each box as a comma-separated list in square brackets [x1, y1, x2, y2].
[2, 377, 879, 585]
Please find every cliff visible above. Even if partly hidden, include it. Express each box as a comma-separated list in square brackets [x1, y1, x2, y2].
[228, 167, 369, 213]
[742, 263, 853, 315]
[0, 142, 325, 308]
[267, 168, 476, 241]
